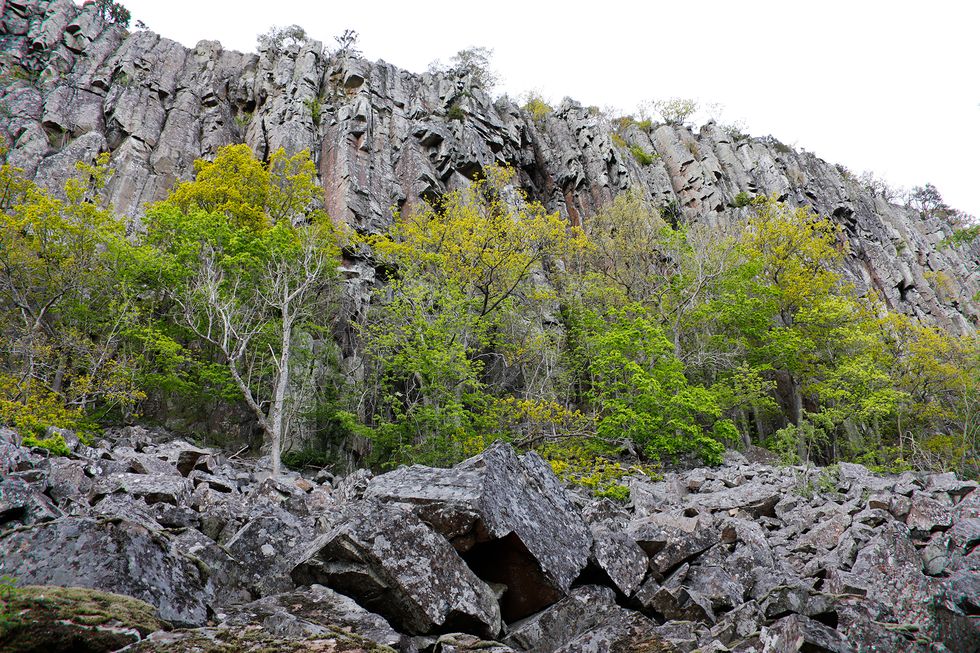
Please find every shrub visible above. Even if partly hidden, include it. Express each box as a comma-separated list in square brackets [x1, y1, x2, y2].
[629, 144, 656, 166]
[720, 121, 748, 142]
[523, 94, 552, 123]
[256, 24, 307, 53]
[652, 97, 697, 125]
[733, 191, 753, 208]
[611, 133, 626, 148]
[234, 111, 253, 130]
[447, 101, 465, 121]
[304, 97, 323, 126]
[0, 376, 90, 454]
[538, 437, 661, 501]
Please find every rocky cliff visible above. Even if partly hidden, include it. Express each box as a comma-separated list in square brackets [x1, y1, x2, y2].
[3, 426, 980, 652]
[2, 0, 978, 335]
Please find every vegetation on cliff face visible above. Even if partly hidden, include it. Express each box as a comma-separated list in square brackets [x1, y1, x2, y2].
[1, 145, 977, 488]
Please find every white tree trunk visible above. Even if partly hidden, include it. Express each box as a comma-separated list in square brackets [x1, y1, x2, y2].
[269, 314, 294, 478]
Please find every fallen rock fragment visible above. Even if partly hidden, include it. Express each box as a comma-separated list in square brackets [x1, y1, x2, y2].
[291, 499, 501, 637]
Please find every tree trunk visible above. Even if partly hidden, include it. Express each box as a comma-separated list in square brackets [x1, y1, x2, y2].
[268, 314, 294, 478]
[788, 374, 806, 461]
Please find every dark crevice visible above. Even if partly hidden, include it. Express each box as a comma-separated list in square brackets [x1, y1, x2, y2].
[461, 531, 561, 622]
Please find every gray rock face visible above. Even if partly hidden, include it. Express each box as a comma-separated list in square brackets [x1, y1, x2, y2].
[2, 0, 977, 341]
[0, 517, 213, 626]
[219, 584, 404, 649]
[291, 498, 502, 637]
[2, 424, 979, 651]
[365, 442, 592, 620]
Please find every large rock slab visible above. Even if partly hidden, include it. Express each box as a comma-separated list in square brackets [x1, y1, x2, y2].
[0, 517, 213, 626]
[504, 585, 675, 653]
[0, 585, 167, 653]
[219, 584, 404, 650]
[124, 625, 396, 652]
[291, 499, 501, 637]
[365, 442, 591, 620]
[225, 505, 312, 596]
[763, 614, 853, 653]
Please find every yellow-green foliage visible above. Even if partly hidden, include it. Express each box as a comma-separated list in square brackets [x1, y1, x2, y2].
[539, 438, 661, 501]
[357, 165, 588, 468]
[162, 144, 320, 230]
[0, 375, 87, 454]
[629, 144, 656, 166]
[0, 154, 143, 444]
[611, 133, 626, 149]
[523, 95, 552, 123]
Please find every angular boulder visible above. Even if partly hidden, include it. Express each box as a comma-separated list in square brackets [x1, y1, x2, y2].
[0, 517, 213, 626]
[764, 614, 853, 653]
[219, 584, 404, 649]
[225, 505, 312, 597]
[291, 499, 501, 637]
[365, 442, 591, 620]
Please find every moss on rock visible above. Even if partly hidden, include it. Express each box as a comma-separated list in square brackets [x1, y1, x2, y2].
[0, 585, 168, 652]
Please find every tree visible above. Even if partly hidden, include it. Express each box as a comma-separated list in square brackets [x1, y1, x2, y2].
[0, 153, 142, 450]
[85, 0, 131, 27]
[358, 165, 586, 466]
[256, 25, 308, 53]
[575, 303, 728, 463]
[449, 47, 498, 91]
[650, 97, 698, 125]
[145, 145, 338, 476]
[332, 29, 361, 59]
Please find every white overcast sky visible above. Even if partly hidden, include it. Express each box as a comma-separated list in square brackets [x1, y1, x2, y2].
[116, 0, 979, 217]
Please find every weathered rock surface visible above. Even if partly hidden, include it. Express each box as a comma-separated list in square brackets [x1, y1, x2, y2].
[365, 442, 591, 620]
[0, 585, 166, 653]
[219, 584, 404, 650]
[2, 0, 977, 344]
[2, 422, 980, 652]
[291, 498, 502, 637]
[0, 517, 213, 626]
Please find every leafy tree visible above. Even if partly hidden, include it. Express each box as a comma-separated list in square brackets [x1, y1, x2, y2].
[449, 47, 498, 91]
[576, 303, 728, 464]
[85, 0, 131, 27]
[0, 154, 142, 450]
[651, 97, 698, 125]
[256, 25, 308, 53]
[358, 165, 586, 466]
[332, 29, 361, 59]
[144, 145, 339, 476]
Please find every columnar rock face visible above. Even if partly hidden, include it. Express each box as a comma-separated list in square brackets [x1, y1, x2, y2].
[2, 0, 977, 336]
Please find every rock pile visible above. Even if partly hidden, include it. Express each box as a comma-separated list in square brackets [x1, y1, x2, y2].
[1, 426, 979, 651]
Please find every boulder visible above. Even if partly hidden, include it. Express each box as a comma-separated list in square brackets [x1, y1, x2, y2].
[123, 625, 396, 652]
[92, 473, 192, 506]
[503, 585, 619, 653]
[365, 443, 591, 620]
[686, 482, 780, 518]
[225, 506, 312, 596]
[628, 513, 720, 577]
[431, 633, 516, 652]
[219, 584, 404, 650]
[763, 614, 853, 653]
[551, 608, 676, 653]
[291, 499, 501, 637]
[0, 585, 167, 653]
[0, 517, 213, 625]
[906, 491, 953, 533]
[0, 476, 62, 527]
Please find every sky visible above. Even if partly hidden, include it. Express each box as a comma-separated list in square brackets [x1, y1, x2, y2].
[117, 0, 979, 217]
